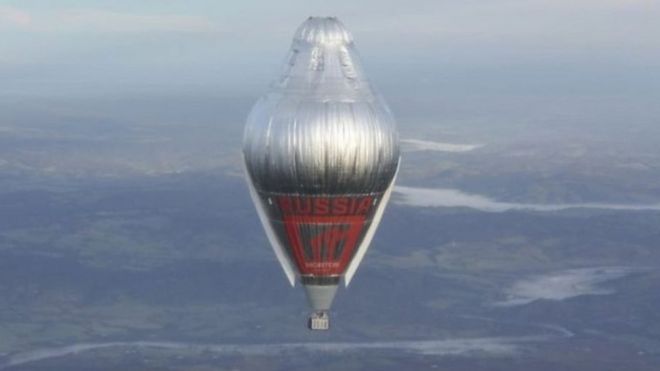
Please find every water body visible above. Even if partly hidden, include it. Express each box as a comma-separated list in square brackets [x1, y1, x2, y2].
[494, 267, 646, 307]
[394, 186, 660, 212]
[400, 139, 482, 153]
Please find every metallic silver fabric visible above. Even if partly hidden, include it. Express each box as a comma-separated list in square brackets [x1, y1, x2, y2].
[243, 17, 400, 195]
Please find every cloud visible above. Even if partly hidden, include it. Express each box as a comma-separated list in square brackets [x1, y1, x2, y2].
[394, 186, 660, 212]
[348, 0, 660, 52]
[0, 7, 216, 33]
[493, 267, 645, 307]
[54, 9, 216, 33]
[0, 6, 31, 26]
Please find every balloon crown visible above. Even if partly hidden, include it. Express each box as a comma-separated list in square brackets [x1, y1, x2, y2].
[293, 16, 354, 46]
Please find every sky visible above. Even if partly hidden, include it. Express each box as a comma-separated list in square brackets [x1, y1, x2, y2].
[1, 0, 659, 98]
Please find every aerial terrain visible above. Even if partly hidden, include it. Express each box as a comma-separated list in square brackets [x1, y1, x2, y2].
[0, 91, 659, 370]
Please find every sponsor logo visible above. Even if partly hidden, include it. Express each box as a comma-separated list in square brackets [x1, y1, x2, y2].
[276, 195, 376, 275]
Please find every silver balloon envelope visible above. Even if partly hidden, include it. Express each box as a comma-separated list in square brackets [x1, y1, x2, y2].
[242, 17, 400, 324]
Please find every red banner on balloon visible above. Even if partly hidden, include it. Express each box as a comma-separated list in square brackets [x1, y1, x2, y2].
[276, 196, 374, 275]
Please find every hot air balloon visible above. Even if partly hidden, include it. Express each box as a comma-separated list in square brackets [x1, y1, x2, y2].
[243, 17, 400, 330]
